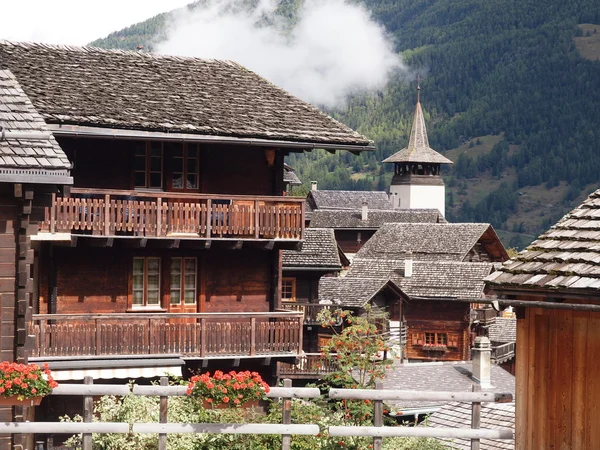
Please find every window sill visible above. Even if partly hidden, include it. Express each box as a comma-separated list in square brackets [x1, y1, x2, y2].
[127, 307, 168, 313]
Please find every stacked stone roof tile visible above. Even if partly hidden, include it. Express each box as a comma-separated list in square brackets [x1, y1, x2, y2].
[0, 69, 70, 170]
[0, 41, 371, 147]
[486, 189, 600, 292]
[282, 228, 341, 269]
[309, 208, 445, 229]
[308, 190, 392, 210]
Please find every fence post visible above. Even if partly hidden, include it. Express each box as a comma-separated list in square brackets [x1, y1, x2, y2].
[471, 384, 481, 450]
[159, 376, 168, 450]
[281, 379, 292, 450]
[373, 381, 383, 450]
[83, 376, 93, 450]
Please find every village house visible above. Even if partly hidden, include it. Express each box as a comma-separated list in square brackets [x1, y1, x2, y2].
[0, 39, 375, 446]
[486, 188, 600, 449]
[0, 68, 72, 450]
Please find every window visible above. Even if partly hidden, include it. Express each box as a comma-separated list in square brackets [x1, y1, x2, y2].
[134, 142, 163, 189]
[170, 143, 200, 191]
[425, 332, 448, 345]
[281, 277, 296, 302]
[132, 257, 161, 307]
[170, 257, 197, 305]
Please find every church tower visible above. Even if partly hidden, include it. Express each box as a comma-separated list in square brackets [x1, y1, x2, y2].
[383, 85, 452, 216]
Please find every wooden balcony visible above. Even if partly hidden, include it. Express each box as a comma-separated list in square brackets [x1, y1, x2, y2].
[491, 341, 516, 364]
[31, 312, 304, 359]
[38, 188, 304, 242]
[277, 353, 339, 380]
[279, 302, 333, 324]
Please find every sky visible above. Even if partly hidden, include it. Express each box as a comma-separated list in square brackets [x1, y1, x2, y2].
[1, 1, 191, 45]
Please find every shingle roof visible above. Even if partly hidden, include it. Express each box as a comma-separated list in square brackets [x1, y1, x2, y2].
[428, 401, 515, 450]
[382, 92, 452, 165]
[356, 223, 492, 261]
[383, 360, 515, 409]
[391, 261, 493, 300]
[308, 190, 393, 211]
[345, 258, 492, 300]
[486, 189, 600, 293]
[309, 208, 445, 229]
[0, 41, 371, 147]
[0, 69, 71, 175]
[283, 163, 302, 186]
[488, 317, 517, 344]
[282, 228, 341, 270]
[318, 277, 397, 307]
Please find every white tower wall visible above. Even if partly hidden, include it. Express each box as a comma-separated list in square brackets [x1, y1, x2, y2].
[390, 183, 445, 216]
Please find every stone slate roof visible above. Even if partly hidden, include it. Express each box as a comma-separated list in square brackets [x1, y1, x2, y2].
[488, 317, 517, 344]
[486, 189, 600, 294]
[344, 258, 491, 301]
[392, 261, 493, 300]
[318, 277, 398, 307]
[0, 41, 371, 147]
[282, 228, 341, 270]
[382, 92, 452, 165]
[308, 190, 392, 211]
[309, 208, 445, 229]
[283, 163, 302, 186]
[356, 223, 492, 261]
[0, 69, 71, 174]
[383, 360, 515, 409]
[428, 401, 515, 450]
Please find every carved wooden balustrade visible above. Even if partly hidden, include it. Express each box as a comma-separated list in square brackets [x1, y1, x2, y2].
[39, 188, 305, 240]
[31, 312, 304, 359]
[277, 353, 340, 380]
[279, 302, 333, 324]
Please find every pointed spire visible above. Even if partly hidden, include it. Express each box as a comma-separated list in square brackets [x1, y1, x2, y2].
[381, 83, 453, 165]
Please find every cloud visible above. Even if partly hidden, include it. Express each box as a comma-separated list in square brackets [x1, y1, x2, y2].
[157, 0, 407, 108]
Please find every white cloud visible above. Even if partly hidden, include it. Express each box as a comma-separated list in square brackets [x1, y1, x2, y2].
[1, 1, 191, 45]
[157, 0, 406, 107]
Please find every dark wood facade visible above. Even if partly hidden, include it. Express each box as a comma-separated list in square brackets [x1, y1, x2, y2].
[334, 229, 376, 255]
[405, 300, 470, 361]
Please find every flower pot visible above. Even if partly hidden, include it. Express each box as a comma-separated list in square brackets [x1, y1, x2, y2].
[0, 396, 43, 407]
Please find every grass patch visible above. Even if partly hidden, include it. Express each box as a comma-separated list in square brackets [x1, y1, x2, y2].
[574, 24, 600, 61]
[444, 133, 505, 162]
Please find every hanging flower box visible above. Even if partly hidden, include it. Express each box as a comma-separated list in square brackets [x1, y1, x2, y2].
[422, 344, 447, 352]
[0, 362, 58, 406]
[187, 370, 269, 408]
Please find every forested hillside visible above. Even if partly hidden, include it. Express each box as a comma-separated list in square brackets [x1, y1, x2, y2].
[90, 0, 600, 248]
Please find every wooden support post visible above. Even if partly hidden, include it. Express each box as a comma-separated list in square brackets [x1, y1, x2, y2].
[471, 384, 481, 450]
[95, 319, 101, 355]
[373, 381, 383, 450]
[282, 379, 292, 450]
[200, 318, 207, 358]
[50, 193, 56, 234]
[254, 200, 260, 239]
[83, 376, 93, 450]
[250, 317, 256, 357]
[206, 199, 212, 238]
[104, 194, 110, 236]
[159, 376, 168, 450]
[156, 198, 162, 237]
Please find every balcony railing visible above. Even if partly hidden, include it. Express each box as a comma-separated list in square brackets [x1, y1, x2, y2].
[279, 302, 333, 324]
[278, 353, 339, 379]
[491, 341, 516, 363]
[31, 312, 304, 359]
[39, 188, 305, 240]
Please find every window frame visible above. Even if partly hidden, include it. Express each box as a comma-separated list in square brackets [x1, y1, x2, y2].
[425, 332, 448, 346]
[131, 256, 163, 310]
[170, 257, 198, 306]
[134, 142, 164, 190]
[168, 143, 201, 192]
[281, 277, 297, 303]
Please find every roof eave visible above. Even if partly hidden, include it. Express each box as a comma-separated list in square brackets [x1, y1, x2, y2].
[48, 124, 376, 152]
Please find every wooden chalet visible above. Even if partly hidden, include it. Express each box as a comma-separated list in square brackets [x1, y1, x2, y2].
[318, 222, 507, 363]
[0, 69, 72, 450]
[486, 189, 600, 449]
[0, 40, 374, 388]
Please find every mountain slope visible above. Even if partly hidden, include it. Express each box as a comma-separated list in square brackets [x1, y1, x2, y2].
[89, 0, 600, 249]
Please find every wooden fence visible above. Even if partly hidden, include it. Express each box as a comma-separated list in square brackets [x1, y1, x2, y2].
[3, 378, 513, 450]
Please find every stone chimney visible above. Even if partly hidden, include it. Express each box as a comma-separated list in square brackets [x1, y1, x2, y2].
[404, 251, 413, 278]
[361, 200, 368, 221]
[311, 181, 318, 191]
[472, 336, 492, 388]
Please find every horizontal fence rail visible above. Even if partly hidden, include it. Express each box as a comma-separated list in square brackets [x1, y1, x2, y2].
[2, 378, 513, 450]
[31, 312, 304, 359]
[39, 188, 305, 240]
